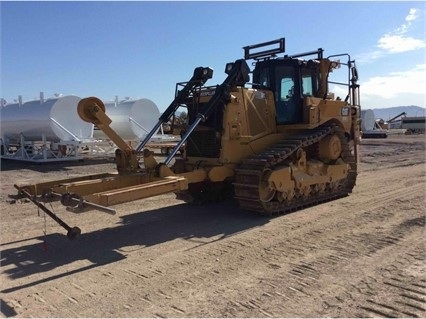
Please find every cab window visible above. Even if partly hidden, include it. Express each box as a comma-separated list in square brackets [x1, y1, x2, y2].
[301, 69, 317, 97]
[275, 66, 301, 124]
[258, 68, 270, 88]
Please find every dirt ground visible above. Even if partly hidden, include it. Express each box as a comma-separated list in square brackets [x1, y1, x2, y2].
[0, 135, 425, 318]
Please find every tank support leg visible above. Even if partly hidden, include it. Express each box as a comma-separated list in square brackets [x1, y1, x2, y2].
[20, 190, 81, 240]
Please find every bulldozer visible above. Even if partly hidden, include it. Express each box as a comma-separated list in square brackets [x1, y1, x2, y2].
[15, 38, 361, 239]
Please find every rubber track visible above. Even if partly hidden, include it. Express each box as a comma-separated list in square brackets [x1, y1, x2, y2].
[233, 123, 357, 215]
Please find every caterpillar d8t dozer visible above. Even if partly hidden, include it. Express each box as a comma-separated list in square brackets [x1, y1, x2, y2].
[15, 38, 361, 239]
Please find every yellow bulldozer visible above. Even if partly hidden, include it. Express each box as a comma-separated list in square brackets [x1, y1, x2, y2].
[15, 38, 361, 239]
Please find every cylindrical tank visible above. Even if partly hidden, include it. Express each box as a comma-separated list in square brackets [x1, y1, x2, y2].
[0, 95, 93, 142]
[93, 98, 160, 140]
[361, 109, 375, 132]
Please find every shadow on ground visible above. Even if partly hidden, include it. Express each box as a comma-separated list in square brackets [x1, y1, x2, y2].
[0, 157, 115, 172]
[1, 199, 269, 293]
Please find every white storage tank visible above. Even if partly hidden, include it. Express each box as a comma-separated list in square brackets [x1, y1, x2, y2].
[0, 95, 93, 143]
[93, 98, 160, 140]
[361, 109, 375, 132]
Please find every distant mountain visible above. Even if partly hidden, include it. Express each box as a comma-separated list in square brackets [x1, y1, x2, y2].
[367, 106, 426, 121]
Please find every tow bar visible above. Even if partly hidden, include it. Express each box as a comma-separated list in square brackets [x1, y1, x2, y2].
[19, 189, 82, 240]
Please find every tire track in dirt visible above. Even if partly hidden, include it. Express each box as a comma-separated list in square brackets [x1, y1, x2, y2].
[149, 183, 423, 317]
[201, 163, 425, 317]
[352, 242, 425, 318]
[323, 220, 424, 316]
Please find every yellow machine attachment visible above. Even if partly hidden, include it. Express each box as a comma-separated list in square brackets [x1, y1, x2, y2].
[16, 97, 192, 209]
[77, 97, 140, 174]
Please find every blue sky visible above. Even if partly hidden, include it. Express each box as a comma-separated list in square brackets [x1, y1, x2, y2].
[1, 1, 425, 112]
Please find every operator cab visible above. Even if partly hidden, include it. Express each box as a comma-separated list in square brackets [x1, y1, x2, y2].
[252, 58, 320, 124]
[246, 39, 327, 125]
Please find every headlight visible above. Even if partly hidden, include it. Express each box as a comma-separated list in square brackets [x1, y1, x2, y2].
[225, 62, 234, 75]
[202, 67, 214, 79]
[341, 107, 350, 116]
